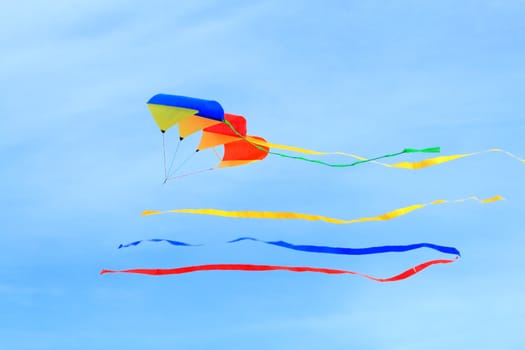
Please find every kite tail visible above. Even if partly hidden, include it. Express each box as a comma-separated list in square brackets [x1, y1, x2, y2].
[100, 258, 458, 282]
[223, 119, 440, 167]
[142, 195, 504, 224]
[226, 121, 524, 169]
[381, 148, 525, 169]
[118, 237, 461, 257]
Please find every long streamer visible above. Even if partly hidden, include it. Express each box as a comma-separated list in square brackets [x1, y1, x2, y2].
[100, 258, 458, 282]
[244, 133, 524, 170]
[118, 237, 461, 256]
[142, 195, 503, 224]
[223, 120, 441, 167]
[378, 148, 525, 169]
[224, 120, 525, 170]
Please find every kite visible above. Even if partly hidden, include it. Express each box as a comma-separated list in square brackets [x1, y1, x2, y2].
[147, 93, 441, 181]
[142, 195, 504, 224]
[147, 94, 270, 180]
[148, 94, 523, 181]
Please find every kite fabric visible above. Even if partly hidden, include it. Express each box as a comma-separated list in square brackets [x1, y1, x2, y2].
[197, 114, 247, 151]
[100, 257, 458, 282]
[217, 136, 270, 168]
[118, 237, 461, 257]
[142, 195, 504, 224]
[147, 94, 224, 133]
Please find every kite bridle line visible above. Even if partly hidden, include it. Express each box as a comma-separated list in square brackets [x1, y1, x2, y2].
[161, 128, 229, 183]
[164, 141, 220, 182]
[161, 131, 186, 184]
[161, 131, 212, 183]
[167, 150, 198, 179]
[161, 132, 168, 182]
[211, 147, 222, 161]
[165, 167, 216, 181]
[166, 137, 182, 180]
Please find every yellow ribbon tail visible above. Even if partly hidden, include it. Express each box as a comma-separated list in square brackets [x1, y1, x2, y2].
[141, 195, 504, 224]
[244, 138, 524, 170]
[380, 149, 524, 170]
[142, 210, 164, 216]
[245, 137, 368, 160]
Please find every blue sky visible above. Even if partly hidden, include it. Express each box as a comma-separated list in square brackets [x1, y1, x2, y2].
[1, 1, 524, 349]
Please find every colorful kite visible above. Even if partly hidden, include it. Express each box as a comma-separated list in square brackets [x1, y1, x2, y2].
[147, 93, 441, 181]
[147, 94, 270, 180]
[147, 93, 523, 182]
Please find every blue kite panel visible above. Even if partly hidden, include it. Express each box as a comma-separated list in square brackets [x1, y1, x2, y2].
[148, 94, 224, 121]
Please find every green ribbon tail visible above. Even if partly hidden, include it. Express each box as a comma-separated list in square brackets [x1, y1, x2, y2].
[223, 120, 440, 168]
